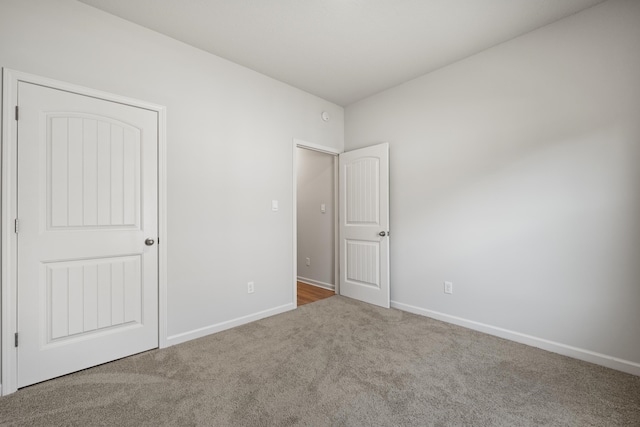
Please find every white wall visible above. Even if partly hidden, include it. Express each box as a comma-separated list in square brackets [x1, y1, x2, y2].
[0, 0, 344, 354]
[296, 148, 335, 289]
[346, 0, 640, 372]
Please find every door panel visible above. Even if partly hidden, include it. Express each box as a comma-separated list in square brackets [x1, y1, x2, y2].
[48, 115, 141, 229]
[339, 143, 390, 308]
[17, 82, 158, 388]
[345, 240, 379, 288]
[45, 256, 142, 343]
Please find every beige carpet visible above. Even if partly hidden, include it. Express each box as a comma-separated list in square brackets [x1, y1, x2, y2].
[0, 296, 638, 426]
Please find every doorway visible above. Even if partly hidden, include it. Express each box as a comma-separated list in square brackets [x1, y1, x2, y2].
[293, 140, 339, 306]
[292, 140, 390, 309]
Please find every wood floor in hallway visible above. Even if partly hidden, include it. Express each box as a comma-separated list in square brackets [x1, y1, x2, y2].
[297, 281, 335, 306]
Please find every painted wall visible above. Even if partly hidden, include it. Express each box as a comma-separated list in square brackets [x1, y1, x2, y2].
[0, 0, 344, 356]
[296, 148, 335, 289]
[345, 0, 640, 371]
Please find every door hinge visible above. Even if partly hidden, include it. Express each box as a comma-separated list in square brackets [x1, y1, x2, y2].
[14, 218, 19, 233]
[15, 332, 18, 347]
[15, 105, 19, 121]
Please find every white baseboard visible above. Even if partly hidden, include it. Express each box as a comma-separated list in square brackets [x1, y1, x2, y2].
[166, 303, 295, 346]
[297, 276, 335, 291]
[391, 301, 640, 377]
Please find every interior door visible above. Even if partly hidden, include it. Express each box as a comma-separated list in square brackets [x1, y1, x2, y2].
[338, 143, 390, 308]
[17, 82, 159, 388]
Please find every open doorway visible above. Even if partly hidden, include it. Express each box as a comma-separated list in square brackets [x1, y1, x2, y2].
[293, 140, 390, 308]
[294, 141, 339, 306]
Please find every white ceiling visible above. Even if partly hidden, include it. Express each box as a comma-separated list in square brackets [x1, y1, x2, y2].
[78, 0, 605, 106]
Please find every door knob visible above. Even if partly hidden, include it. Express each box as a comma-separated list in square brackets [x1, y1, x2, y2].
[145, 238, 155, 246]
[378, 231, 386, 237]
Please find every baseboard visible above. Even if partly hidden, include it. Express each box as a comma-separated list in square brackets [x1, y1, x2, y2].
[297, 276, 335, 291]
[166, 303, 295, 346]
[391, 301, 640, 377]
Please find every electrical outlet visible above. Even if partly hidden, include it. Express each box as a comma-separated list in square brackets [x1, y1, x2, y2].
[306, 257, 311, 266]
[444, 281, 453, 294]
[247, 281, 255, 294]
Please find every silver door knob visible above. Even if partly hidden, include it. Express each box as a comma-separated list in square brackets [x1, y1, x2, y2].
[145, 238, 155, 246]
[378, 231, 386, 237]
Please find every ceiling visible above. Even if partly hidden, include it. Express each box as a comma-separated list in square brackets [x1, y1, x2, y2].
[78, 0, 605, 106]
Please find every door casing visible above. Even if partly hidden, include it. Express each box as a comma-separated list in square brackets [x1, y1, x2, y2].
[1, 68, 168, 395]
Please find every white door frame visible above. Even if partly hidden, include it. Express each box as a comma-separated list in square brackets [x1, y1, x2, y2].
[292, 139, 340, 305]
[1, 68, 168, 395]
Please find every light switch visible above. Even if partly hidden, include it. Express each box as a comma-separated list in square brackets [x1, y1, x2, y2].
[321, 203, 326, 213]
[272, 200, 279, 211]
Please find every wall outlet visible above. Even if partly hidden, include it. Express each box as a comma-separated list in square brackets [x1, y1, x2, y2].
[305, 257, 311, 266]
[247, 281, 255, 294]
[444, 281, 453, 294]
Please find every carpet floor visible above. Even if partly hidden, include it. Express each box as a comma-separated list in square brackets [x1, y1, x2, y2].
[0, 296, 638, 426]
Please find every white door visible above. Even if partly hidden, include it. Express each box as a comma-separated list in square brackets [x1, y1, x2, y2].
[17, 82, 159, 388]
[338, 143, 390, 308]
